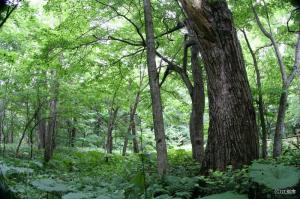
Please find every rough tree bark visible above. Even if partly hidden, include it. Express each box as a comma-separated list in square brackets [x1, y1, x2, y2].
[189, 44, 205, 162]
[143, 0, 168, 175]
[241, 29, 268, 158]
[179, 0, 259, 171]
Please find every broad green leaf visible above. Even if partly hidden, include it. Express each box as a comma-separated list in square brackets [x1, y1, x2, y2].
[249, 163, 300, 189]
[199, 191, 248, 199]
[31, 178, 70, 193]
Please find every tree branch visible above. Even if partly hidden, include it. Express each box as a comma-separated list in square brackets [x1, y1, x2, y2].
[287, 34, 300, 86]
[95, 0, 146, 45]
[156, 51, 193, 95]
[0, 4, 18, 28]
[252, 3, 288, 84]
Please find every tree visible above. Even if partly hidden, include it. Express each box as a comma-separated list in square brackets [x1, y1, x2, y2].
[179, 0, 259, 170]
[241, 29, 268, 158]
[143, 0, 168, 175]
[44, 70, 59, 163]
[0, 0, 20, 29]
[252, 2, 300, 158]
[158, 31, 205, 162]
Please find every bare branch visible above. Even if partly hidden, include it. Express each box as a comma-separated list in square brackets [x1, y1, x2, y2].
[287, 34, 300, 86]
[156, 51, 193, 95]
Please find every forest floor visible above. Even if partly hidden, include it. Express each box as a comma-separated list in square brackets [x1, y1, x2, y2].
[0, 144, 299, 199]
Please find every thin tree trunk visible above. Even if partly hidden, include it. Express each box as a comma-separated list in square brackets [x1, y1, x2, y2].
[37, 110, 46, 149]
[180, 0, 259, 171]
[70, 118, 76, 147]
[16, 105, 42, 156]
[0, 100, 4, 145]
[106, 107, 119, 154]
[131, 115, 139, 153]
[8, 112, 14, 144]
[253, 5, 300, 157]
[156, 32, 205, 162]
[189, 45, 205, 162]
[241, 29, 268, 158]
[122, 123, 131, 156]
[122, 90, 141, 156]
[143, 0, 168, 175]
[44, 72, 59, 163]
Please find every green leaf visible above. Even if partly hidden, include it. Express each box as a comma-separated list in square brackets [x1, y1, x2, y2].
[199, 191, 248, 199]
[249, 163, 300, 189]
[31, 178, 70, 193]
[63, 192, 91, 199]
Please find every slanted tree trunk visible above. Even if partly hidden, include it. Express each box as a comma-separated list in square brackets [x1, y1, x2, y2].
[179, 0, 259, 171]
[241, 29, 268, 158]
[16, 105, 42, 156]
[143, 0, 168, 175]
[106, 107, 119, 154]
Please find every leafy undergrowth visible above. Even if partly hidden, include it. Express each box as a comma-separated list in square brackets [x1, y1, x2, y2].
[0, 147, 299, 199]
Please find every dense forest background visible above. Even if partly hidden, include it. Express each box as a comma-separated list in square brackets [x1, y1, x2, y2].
[0, 0, 299, 199]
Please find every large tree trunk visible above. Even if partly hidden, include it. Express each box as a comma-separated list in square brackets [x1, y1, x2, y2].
[143, 0, 168, 175]
[241, 30, 268, 158]
[189, 45, 205, 162]
[106, 107, 119, 154]
[180, 0, 259, 171]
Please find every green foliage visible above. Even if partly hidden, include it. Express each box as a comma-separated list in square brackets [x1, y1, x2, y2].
[31, 178, 70, 193]
[249, 162, 300, 189]
[198, 191, 247, 199]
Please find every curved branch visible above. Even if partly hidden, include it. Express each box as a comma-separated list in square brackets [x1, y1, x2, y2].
[95, 0, 146, 45]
